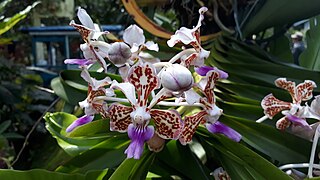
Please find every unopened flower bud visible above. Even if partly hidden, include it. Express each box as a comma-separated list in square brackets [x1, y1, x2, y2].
[107, 42, 131, 67]
[160, 64, 194, 91]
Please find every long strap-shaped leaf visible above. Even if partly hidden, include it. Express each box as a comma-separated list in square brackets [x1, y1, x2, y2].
[121, 0, 220, 41]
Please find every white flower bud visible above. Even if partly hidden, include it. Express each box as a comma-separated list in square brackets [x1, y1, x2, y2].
[107, 42, 131, 67]
[160, 64, 194, 92]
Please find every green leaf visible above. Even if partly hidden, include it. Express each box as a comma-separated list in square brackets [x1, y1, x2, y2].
[0, 0, 12, 13]
[2, 132, 24, 139]
[44, 112, 110, 156]
[0, 169, 108, 180]
[56, 136, 129, 173]
[50, 77, 87, 106]
[0, 2, 39, 35]
[109, 151, 155, 180]
[0, 85, 16, 104]
[157, 141, 212, 179]
[51, 70, 122, 105]
[0, 120, 11, 134]
[200, 133, 291, 179]
[241, 0, 320, 36]
[300, 16, 320, 71]
[219, 115, 311, 164]
[268, 34, 293, 63]
[0, 38, 12, 45]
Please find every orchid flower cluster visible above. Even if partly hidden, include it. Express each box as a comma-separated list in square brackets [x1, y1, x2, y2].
[64, 7, 241, 159]
[261, 78, 320, 139]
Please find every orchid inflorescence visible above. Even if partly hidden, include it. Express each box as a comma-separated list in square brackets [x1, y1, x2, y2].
[64, 7, 241, 159]
[260, 78, 320, 140]
[260, 78, 320, 177]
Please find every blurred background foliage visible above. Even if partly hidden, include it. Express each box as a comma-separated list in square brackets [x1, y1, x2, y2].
[1, 0, 320, 179]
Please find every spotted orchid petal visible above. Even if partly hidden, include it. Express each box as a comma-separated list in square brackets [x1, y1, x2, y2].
[261, 94, 291, 118]
[203, 70, 220, 104]
[71, 8, 108, 43]
[91, 99, 108, 118]
[66, 115, 94, 132]
[125, 124, 154, 159]
[195, 66, 229, 79]
[179, 110, 207, 145]
[150, 109, 183, 140]
[276, 116, 291, 130]
[206, 121, 242, 142]
[167, 7, 207, 48]
[283, 111, 311, 129]
[128, 64, 159, 107]
[64, 59, 95, 66]
[111, 80, 137, 106]
[77, 7, 95, 30]
[148, 89, 172, 109]
[275, 78, 316, 104]
[182, 53, 198, 68]
[275, 78, 296, 101]
[144, 41, 159, 52]
[123, 25, 145, 50]
[85, 85, 109, 117]
[108, 103, 133, 132]
[70, 20, 92, 43]
[295, 80, 317, 103]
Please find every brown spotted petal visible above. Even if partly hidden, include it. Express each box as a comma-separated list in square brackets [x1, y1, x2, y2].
[275, 78, 296, 102]
[70, 20, 92, 43]
[107, 103, 133, 132]
[261, 94, 291, 118]
[128, 64, 159, 107]
[150, 109, 182, 140]
[276, 116, 291, 130]
[182, 53, 198, 68]
[92, 101, 108, 118]
[203, 70, 220, 104]
[179, 110, 207, 145]
[295, 80, 317, 103]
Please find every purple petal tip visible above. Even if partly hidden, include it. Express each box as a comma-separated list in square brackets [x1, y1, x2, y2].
[125, 124, 154, 159]
[206, 122, 241, 142]
[286, 114, 311, 129]
[195, 66, 228, 79]
[66, 115, 94, 133]
[64, 59, 94, 66]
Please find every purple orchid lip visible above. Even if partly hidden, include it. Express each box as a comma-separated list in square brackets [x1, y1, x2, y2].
[125, 124, 154, 159]
[285, 113, 312, 129]
[195, 66, 228, 79]
[206, 121, 242, 142]
[64, 59, 95, 66]
[66, 115, 94, 133]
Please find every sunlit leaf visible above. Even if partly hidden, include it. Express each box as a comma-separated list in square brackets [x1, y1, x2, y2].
[300, 15, 320, 71]
[0, 169, 108, 180]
